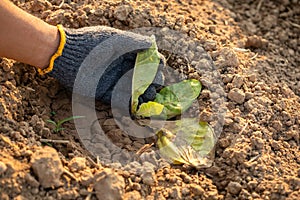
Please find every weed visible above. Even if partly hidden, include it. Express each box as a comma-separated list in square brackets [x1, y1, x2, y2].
[47, 116, 85, 133]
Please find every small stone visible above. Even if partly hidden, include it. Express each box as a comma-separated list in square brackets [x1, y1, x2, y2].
[250, 136, 264, 150]
[68, 157, 86, 172]
[114, 5, 133, 21]
[169, 186, 182, 199]
[79, 188, 90, 196]
[219, 138, 230, 148]
[228, 88, 245, 104]
[123, 191, 142, 200]
[204, 40, 217, 51]
[141, 170, 156, 186]
[227, 181, 242, 195]
[182, 188, 190, 196]
[31, 188, 39, 195]
[232, 75, 244, 88]
[190, 184, 204, 196]
[239, 189, 251, 199]
[0, 161, 7, 175]
[103, 118, 117, 126]
[199, 109, 213, 122]
[132, 182, 141, 191]
[248, 74, 256, 82]
[25, 173, 40, 187]
[30, 146, 64, 188]
[60, 189, 79, 200]
[180, 172, 192, 183]
[94, 169, 125, 200]
[31, 0, 47, 12]
[245, 92, 254, 100]
[80, 170, 94, 186]
[142, 161, 156, 171]
[245, 35, 268, 49]
[0, 193, 9, 200]
[139, 151, 159, 167]
[13, 195, 27, 200]
[251, 192, 260, 198]
[215, 47, 239, 68]
[222, 74, 234, 84]
[272, 120, 282, 131]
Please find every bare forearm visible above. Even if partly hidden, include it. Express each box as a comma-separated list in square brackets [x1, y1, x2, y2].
[0, 0, 59, 68]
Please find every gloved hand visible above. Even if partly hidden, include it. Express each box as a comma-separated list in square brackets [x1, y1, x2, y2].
[39, 25, 164, 107]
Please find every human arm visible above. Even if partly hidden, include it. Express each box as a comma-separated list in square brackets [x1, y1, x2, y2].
[0, 0, 59, 68]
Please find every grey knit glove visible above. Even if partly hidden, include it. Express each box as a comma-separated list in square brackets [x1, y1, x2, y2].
[48, 26, 164, 107]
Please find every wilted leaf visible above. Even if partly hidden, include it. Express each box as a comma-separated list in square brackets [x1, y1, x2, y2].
[131, 36, 161, 114]
[156, 118, 215, 168]
[156, 129, 190, 165]
[175, 119, 214, 154]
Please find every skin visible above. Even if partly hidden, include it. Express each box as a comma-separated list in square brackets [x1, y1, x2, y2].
[0, 0, 60, 69]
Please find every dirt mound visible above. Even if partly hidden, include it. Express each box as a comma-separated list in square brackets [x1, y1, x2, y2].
[1, 0, 299, 199]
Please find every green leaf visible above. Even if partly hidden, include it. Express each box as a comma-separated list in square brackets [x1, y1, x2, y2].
[46, 119, 57, 126]
[154, 79, 202, 119]
[131, 36, 161, 114]
[136, 101, 164, 117]
[56, 116, 85, 128]
[47, 116, 85, 133]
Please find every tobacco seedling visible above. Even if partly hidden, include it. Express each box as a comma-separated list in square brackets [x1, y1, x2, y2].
[131, 36, 216, 168]
[47, 116, 85, 133]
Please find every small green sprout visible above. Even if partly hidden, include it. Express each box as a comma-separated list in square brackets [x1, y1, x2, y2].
[47, 116, 85, 133]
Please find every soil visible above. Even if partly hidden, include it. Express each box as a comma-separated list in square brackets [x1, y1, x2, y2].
[1, 0, 300, 199]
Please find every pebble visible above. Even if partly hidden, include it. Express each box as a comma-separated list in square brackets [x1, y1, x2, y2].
[199, 109, 213, 122]
[190, 184, 205, 196]
[223, 74, 234, 84]
[30, 146, 64, 188]
[123, 161, 142, 175]
[141, 170, 156, 186]
[80, 169, 94, 186]
[227, 181, 242, 195]
[60, 189, 79, 200]
[132, 183, 141, 191]
[114, 5, 133, 21]
[31, 188, 39, 195]
[204, 40, 217, 51]
[228, 88, 246, 104]
[68, 157, 86, 172]
[245, 92, 254, 100]
[0, 161, 7, 175]
[13, 195, 27, 200]
[216, 47, 239, 68]
[79, 188, 90, 196]
[180, 172, 192, 183]
[245, 35, 268, 49]
[169, 186, 182, 199]
[25, 173, 40, 187]
[94, 168, 125, 200]
[182, 187, 190, 196]
[250, 136, 264, 150]
[232, 75, 244, 88]
[123, 191, 142, 200]
[139, 151, 159, 167]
